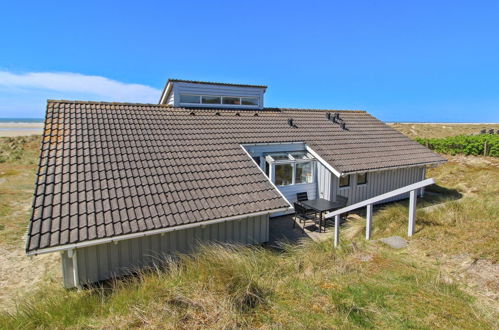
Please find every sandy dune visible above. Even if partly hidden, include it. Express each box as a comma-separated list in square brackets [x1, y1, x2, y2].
[0, 123, 43, 137]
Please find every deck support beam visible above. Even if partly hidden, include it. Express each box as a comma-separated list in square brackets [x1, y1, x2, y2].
[366, 204, 373, 240]
[334, 215, 340, 247]
[408, 190, 417, 237]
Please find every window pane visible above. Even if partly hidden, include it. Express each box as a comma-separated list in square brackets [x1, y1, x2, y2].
[179, 94, 200, 104]
[222, 97, 241, 105]
[290, 152, 310, 160]
[296, 162, 313, 184]
[275, 164, 293, 186]
[241, 97, 258, 105]
[252, 156, 260, 166]
[269, 153, 290, 161]
[201, 96, 221, 104]
[339, 175, 350, 187]
[357, 173, 367, 185]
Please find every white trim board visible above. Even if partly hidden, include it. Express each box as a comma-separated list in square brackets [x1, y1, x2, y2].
[305, 145, 342, 177]
[325, 178, 435, 218]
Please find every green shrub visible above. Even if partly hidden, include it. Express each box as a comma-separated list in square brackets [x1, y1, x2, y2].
[416, 134, 499, 157]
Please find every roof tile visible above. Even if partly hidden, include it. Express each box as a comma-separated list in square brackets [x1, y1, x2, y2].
[26, 100, 444, 253]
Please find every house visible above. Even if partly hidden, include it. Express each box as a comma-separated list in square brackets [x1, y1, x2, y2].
[25, 79, 446, 288]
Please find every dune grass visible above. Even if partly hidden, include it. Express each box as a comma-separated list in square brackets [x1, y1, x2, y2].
[0, 136, 498, 328]
[0, 241, 492, 329]
[0, 136, 40, 245]
[388, 123, 499, 139]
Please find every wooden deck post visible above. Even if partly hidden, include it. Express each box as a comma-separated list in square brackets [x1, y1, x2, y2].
[366, 204, 373, 240]
[68, 249, 81, 289]
[334, 214, 340, 247]
[408, 190, 416, 236]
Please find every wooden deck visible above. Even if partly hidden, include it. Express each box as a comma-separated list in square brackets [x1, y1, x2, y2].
[268, 215, 334, 246]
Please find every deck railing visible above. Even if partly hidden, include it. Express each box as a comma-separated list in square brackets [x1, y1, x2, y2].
[324, 178, 436, 247]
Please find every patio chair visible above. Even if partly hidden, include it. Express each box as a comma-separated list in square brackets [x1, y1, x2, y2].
[336, 195, 349, 220]
[325, 195, 349, 228]
[296, 192, 308, 202]
[293, 202, 319, 233]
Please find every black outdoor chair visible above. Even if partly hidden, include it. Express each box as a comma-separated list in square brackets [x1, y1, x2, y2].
[325, 195, 349, 228]
[296, 192, 309, 203]
[293, 202, 319, 233]
[336, 195, 349, 219]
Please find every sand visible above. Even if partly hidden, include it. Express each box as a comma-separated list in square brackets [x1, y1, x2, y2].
[0, 122, 44, 137]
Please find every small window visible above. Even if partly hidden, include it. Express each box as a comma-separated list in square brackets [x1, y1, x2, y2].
[222, 97, 241, 105]
[339, 175, 350, 188]
[357, 173, 367, 185]
[241, 97, 258, 106]
[201, 96, 221, 104]
[295, 162, 313, 184]
[275, 163, 293, 186]
[265, 160, 270, 177]
[179, 94, 200, 104]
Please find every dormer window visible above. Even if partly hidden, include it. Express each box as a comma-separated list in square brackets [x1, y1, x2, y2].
[241, 97, 258, 106]
[160, 79, 266, 109]
[179, 94, 201, 104]
[223, 97, 241, 105]
[201, 96, 221, 104]
[178, 94, 260, 107]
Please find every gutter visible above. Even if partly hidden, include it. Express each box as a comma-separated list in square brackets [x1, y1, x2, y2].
[27, 207, 290, 256]
[342, 160, 447, 176]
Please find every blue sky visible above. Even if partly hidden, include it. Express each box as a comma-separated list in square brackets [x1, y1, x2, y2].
[0, 1, 498, 122]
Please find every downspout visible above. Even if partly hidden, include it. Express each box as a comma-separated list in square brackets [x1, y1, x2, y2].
[68, 249, 81, 289]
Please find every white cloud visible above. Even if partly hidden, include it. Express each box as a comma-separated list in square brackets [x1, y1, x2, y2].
[0, 71, 162, 103]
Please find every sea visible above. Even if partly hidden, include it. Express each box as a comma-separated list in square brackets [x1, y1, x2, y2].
[0, 118, 44, 123]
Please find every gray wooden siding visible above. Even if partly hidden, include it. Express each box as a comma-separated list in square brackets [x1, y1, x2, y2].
[278, 182, 317, 204]
[324, 166, 426, 205]
[61, 214, 269, 288]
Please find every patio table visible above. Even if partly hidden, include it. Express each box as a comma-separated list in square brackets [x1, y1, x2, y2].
[301, 198, 347, 233]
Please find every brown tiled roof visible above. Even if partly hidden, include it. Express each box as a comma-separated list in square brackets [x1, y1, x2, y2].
[26, 100, 445, 253]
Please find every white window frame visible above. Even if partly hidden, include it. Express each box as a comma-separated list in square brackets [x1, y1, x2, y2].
[356, 172, 368, 186]
[339, 175, 351, 189]
[266, 152, 315, 187]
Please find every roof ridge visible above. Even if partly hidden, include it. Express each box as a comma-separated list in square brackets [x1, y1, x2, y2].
[47, 99, 172, 107]
[271, 107, 366, 113]
[47, 100, 366, 113]
[168, 78, 267, 89]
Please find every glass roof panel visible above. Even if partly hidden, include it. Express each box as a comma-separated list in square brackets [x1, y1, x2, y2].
[290, 151, 311, 160]
[269, 153, 290, 161]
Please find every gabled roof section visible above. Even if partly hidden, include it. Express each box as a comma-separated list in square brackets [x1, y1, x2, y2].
[26, 100, 445, 254]
[167, 79, 268, 89]
[159, 79, 267, 105]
